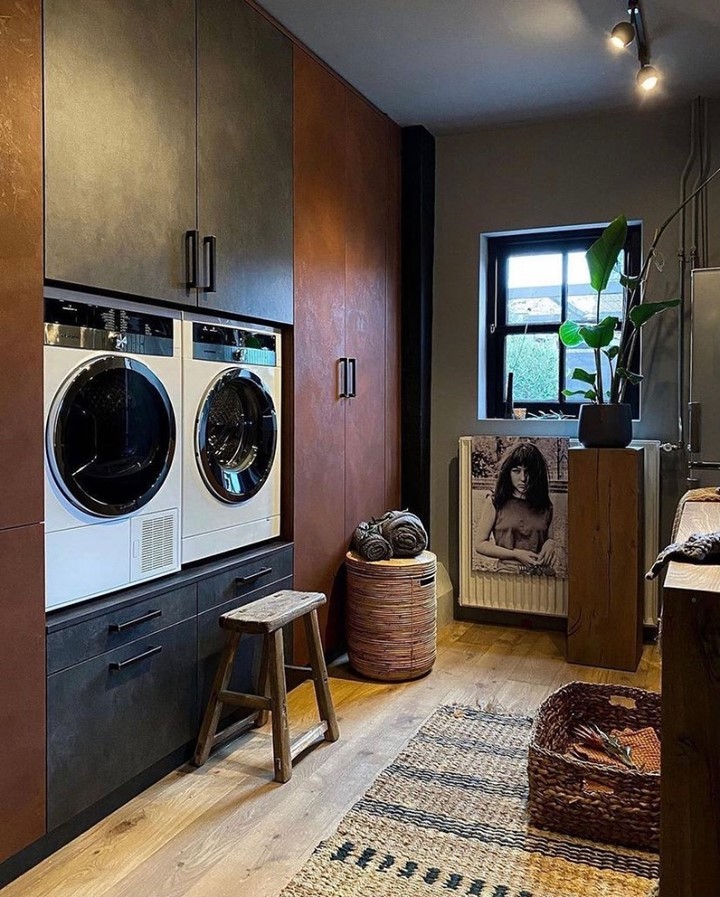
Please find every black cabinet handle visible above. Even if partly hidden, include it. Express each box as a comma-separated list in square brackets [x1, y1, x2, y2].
[338, 357, 348, 398]
[185, 229, 199, 289]
[109, 645, 162, 671]
[348, 357, 357, 397]
[235, 566, 273, 591]
[203, 235, 217, 292]
[108, 609, 162, 633]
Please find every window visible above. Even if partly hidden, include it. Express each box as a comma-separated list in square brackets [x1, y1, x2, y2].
[485, 224, 641, 419]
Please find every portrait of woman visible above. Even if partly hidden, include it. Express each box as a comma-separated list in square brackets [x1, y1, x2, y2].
[471, 437, 568, 577]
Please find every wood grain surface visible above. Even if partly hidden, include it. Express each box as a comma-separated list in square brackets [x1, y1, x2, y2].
[567, 448, 644, 672]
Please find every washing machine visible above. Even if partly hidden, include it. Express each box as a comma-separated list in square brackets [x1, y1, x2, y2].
[182, 314, 281, 564]
[44, 288, 182, 610]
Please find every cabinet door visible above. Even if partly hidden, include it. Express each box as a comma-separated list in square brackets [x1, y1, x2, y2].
[344, 94, 389, 536]
[198, 0, 293, 324]
[0, 524, 45, 862]
[44, 0, 197, 305]
[292, 50, 348, 658]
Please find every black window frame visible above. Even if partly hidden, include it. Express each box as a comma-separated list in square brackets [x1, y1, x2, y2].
[485, 224, 642, 419]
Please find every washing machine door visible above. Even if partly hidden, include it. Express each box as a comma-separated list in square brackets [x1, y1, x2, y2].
[196, 368, 277, 503]
[49, 355, 176, 517]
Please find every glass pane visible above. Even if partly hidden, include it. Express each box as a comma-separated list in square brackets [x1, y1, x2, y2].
[505, 333, 559, 403]
[506, 253, 562, 324]
[567, 250, 624, 323]
[564, 330, 621, 403]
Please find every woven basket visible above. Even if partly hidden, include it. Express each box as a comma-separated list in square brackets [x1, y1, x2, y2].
[528, 681, 660, 852]
[345, 550, 437, 681]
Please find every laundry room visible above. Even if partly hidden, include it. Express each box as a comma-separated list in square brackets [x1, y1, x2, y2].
[2, 2, 720, 897]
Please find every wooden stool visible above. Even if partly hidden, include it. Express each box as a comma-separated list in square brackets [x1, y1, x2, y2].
[193, 590, 339, 783]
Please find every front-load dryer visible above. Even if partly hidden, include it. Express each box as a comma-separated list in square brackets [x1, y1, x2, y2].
[182, 314, 281, 564]
[44, 288, 182, 610]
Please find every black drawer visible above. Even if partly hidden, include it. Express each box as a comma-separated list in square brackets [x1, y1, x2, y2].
[47, 584, 197, 674]
[197, 546, 293, 613]
[197, 575, 293, 726]
[47, 618, 197, 830]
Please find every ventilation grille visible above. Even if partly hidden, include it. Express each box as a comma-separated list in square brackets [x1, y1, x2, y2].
[140, 513, 176, 574]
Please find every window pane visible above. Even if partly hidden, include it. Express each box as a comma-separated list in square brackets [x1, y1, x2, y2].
[564, 331, 621, 403]
[567, 250, 624, 323]
[505, 333, 559, 403]
[506, 253, 562, 324]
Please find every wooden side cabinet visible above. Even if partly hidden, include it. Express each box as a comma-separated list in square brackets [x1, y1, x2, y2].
[567, 447, 644, 672]
[661, 500, 720, 897]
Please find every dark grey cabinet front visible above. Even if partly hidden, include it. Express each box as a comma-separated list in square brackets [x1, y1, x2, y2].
[197, 0, 294, 324]
[47, 618, 197, 830]
[44, 0, 197, 306]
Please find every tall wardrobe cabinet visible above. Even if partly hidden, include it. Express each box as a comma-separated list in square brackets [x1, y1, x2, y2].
[291, 49, 401, 659]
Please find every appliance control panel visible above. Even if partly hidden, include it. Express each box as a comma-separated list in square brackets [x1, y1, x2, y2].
[192, 323, 277, 366]
[44, 297, 174, 356]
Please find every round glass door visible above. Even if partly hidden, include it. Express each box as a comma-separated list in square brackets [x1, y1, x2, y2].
[48, 356, 176, 517]
[196, 368, 277, 503]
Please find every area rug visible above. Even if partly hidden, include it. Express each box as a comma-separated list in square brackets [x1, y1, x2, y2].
[281, 705, 658, 897]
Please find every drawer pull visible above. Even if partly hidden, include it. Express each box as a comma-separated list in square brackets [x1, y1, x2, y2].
[109, 609, 162, 633]
[109, 645, 162, 671]
[235, 566, 273, 589]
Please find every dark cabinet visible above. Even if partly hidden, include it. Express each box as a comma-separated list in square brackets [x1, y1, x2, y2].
[47, 616, 197, 830]
[44, 0, 197, 306]
[198, 0, 293, 324]
[291, 49, 401, 658]
[44, 0, 293, 323]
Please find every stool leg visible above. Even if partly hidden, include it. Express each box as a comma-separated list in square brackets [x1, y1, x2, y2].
[268, 629, 292, 783]
[194, 632, 241, 767]
[303, 609, 339, 743]
[253, 635, 270, 729]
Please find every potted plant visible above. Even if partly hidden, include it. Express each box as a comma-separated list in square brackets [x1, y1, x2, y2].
[560, 166, 720, 447]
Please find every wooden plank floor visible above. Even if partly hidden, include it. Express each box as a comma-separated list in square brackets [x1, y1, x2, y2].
[6, 622, 660, 897]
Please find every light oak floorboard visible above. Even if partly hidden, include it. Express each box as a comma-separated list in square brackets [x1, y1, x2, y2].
[5, 622, 660, 897]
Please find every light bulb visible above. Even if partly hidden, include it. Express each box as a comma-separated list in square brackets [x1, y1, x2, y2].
[637, 64, 659, 91]
[610, 21, 635, 48]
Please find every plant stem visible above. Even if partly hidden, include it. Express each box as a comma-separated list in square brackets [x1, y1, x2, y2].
[595, 348, 604, 403]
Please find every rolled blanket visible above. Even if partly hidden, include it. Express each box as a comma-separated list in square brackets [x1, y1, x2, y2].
[380, 510, 428, 558]
[352, 522, 393, 561]
[646, 529, 720, 579]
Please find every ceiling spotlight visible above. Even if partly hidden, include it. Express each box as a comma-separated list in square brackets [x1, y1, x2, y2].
[610, 21, 635, 48]
[637, 64, 659, 91]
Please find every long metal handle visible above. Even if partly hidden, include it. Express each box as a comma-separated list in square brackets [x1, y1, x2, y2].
[348, 357, 357, 397]
[109, 609, 162, 633]
[688, 401, 701, 453]
[235, 566, 272, 589]
[203, 235, 217, 292]
[109, 645, 162, 671]
[185, 230, 199, 288]
[338, 358, 348, 398]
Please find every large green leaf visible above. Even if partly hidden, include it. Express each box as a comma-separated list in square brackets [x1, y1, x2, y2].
[629, 299, 681, 327]
[559, 320, 584, 347]
[578, 315, 619, 349]
[563, 388, 598, 401]
[586, 216, 628, 293]
[570, 367, 596, 385]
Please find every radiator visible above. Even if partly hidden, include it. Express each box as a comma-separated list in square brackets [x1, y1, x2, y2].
[458, 437, 661, 626]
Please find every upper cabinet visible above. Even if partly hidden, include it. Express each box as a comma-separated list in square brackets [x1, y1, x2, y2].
[197, 0, 293, 324]
[44, 0, 197, 307]
[44, 0, 293, 324]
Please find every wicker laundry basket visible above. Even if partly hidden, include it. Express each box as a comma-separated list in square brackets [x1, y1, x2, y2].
[345, 550, 437, 681]
[528, 681, 661, 852]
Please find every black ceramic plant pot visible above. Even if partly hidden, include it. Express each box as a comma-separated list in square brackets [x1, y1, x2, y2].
[577, 403, 633, 448]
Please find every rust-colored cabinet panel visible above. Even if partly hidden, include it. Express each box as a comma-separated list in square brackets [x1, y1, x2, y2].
[292, 49, 347, 658]
[291, 50, 402, 659]
[0, 0, 44, 531]
[0, 524, 46, 862]
[344, 93, 389, 539]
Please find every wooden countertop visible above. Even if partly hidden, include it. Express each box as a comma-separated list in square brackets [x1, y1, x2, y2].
[664, 501, 720, 594]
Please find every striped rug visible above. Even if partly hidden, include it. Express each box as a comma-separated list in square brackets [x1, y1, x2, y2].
[281, 705, 658, 897]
